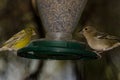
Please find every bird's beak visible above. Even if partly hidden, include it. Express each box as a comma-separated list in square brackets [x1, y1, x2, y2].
[78, 29, 83, 34]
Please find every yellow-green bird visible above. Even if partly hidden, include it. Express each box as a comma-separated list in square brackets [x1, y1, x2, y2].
[0, 23, 37, 51]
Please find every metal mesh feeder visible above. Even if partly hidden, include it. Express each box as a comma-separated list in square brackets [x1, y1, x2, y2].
[17, 0, 98, 60]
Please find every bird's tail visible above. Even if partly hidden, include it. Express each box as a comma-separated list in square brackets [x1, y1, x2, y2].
[0, 47, 17, 56]
[109, 42, 120, 50]
[0, 48, 7, 52]
[0, 47, 13, 52]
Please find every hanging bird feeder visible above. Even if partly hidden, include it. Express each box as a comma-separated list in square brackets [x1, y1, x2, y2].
[17, 0, 97, 60]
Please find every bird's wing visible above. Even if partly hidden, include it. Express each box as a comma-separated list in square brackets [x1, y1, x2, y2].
[95, 32, 120, 41]
[3, 30, 26, 46]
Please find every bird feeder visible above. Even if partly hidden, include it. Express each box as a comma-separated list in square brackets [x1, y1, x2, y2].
[17, 0, 97, 60]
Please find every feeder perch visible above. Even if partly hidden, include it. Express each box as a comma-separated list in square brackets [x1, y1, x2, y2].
[17, 0, 98, 60]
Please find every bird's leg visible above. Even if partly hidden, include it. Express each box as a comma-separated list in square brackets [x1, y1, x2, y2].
[93, 51, 103, 58]
[96, 52, 102, 58]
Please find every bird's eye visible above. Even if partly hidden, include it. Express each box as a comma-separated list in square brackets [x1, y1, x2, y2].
[85, 28, 88, 30]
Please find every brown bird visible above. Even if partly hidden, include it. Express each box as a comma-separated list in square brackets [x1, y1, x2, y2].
[80, 26, 120, 57]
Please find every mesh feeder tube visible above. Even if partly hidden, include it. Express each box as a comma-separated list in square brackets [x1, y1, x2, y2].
[17, 0, 98, 60]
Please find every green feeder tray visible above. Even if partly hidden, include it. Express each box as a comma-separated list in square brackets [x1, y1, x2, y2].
[17, 40, 98, 60]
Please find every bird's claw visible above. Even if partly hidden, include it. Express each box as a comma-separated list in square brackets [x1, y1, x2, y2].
[93, 51, 102, 59]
